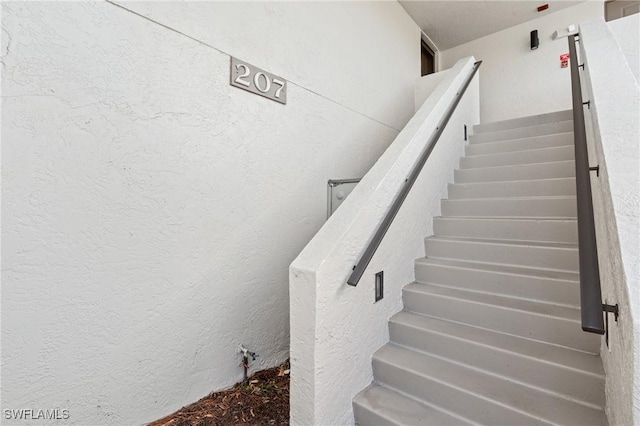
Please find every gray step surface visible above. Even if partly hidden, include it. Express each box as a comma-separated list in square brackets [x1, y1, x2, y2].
[389, 312, 605, 408]
[424, 236, 579, 271]
[354, 111, 605, 426]
[402, 282, 599, 353]
[473, 109, 572, 134]
[461, 145, 574, 169]
[469, 121, 574, 144]
[441, 196, 577, 218]
[448, 177, 576, 199]
[433, 216, 578, 243]
[414, 257, 579, 306]
[454, 160, 575, 183]
[353, 384, 471, 426]
[466, 132, 573, 156]
[373, 344, 606, 425]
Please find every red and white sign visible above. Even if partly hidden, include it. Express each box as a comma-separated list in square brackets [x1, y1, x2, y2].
[560, 53, 570, 61]
[561, 60, 569, 68]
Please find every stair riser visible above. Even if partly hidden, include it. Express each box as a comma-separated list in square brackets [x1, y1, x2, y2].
[473, 110, 573, 134]
[470, 121, 574, 144]
[466, 133, 573, 156]
[424, 239, 578, 271]
[372, 359, 543, 425]
[441, 198, 577, 218]
[433, 217, 578, 243]
[454, 161, 575, 183]
[389, 321, 604, 408]
[461, 146, 574, 169]
[352, 404, 398, 426]
[414, 263, 579, 306]
[403, 289, 599, 353]
[448, 179, 576, 199]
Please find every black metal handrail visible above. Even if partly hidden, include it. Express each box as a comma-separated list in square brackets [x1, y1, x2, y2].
[347, 61, 482, 287]
[568, 34, 605, 334]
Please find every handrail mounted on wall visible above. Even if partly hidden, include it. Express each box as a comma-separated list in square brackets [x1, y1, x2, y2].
[347, 61, 482, 287]
[568, 34, 606, 335]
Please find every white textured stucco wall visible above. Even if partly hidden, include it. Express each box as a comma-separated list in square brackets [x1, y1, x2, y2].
[580, 17, 640, 426]
[290, 57, 479, 425]
[609, 14, 640, 85]
[0, 2, 419, 424]
[440, 1, 603, 123]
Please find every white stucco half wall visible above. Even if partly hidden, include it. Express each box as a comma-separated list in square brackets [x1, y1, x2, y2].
[0, 2, 420, 424]
[440, 1, 604, 122]
[290, 57, 479, 426]
[579, 16, 640, 426]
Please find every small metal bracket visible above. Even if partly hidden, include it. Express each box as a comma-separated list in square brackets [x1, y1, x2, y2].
[464, 124, 468, 141]
[589, 165, 600, 177]
[603, 303, 619, 348]
[583, 100, 590, 109]
[578, 64, 585, 70]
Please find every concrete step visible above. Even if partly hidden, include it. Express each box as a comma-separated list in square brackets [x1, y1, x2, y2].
[402, 283, 600, 353]
[424, 236, 578, 272]
[469, 120, 574, 144]
[353, 384, 471, 426]
[466, 132, 573, 156]
[461, 145, 574, 169]
[441, 196, 577, 218]
[373, 344, 605, 425]
[473, 109, 573, 134]
[389, 312, 605, 409]
[448, 177, 576, 199]
[414, 257, 579, 306]
[454, 160, 575, 183]
[433, 216, 578, 243]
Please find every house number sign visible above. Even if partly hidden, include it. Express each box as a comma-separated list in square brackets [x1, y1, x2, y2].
[230, 57, 287, 104]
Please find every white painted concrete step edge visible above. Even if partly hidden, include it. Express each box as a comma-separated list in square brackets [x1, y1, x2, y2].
[460, 145, 574, 169]
[469, 121, 574, 144]
[454, 160, 575, 183]
[448, 177, 576, 198]
[373, 344, 606, 425]
[433, 216, 578, 244]
[353, 383, 473, 426]
[424, 236, 579, 272]
[390, 312, 603, 376]
[466, 132, 573, 156]
[415, 256, 578, 283]
[389, 313, 605, 408]
[473, 109, 572, 134]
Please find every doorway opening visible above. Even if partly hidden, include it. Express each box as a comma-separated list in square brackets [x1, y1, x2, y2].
[421, 39, 435, 76]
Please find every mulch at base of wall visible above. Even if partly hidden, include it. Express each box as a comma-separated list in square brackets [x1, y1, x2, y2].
[149, 360, 290, 426]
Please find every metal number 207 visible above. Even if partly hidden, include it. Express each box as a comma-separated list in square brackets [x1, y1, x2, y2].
[234, 64, 285, 99]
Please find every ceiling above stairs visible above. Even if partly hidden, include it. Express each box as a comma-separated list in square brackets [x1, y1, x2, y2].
[399, 0, 586, 50]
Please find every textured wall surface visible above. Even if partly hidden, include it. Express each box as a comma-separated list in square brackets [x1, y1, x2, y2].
[440, 1, 603, 123]
[609, 14, 640, 85]
[0, 2, 419, 424]
[580, 17, 640, 426]
[290, 58, 479, 425]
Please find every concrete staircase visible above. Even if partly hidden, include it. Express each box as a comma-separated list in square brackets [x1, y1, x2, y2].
[353, 110, 607, 425]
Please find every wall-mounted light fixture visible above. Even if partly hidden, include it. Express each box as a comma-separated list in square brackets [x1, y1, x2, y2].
[530, 30, 539, 50]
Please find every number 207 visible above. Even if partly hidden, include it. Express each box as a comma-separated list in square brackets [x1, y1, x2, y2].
[234, 63, 285, 99]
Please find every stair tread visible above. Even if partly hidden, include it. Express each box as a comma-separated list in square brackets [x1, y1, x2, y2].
[444, 195, 576, 201]
[450, 176, 575, 187]
[375, 344, 605, 425]
[390, 312, 604, 376]
[353, 384, 471, 426]
[473, 110, 572, 134]
[468, 129, 572, 145]
[415, 257, 579, 282]
[456, 159, 574, 173]
[435, 215, 577, 221]
[404, 282, 580, 321]
[464, 144, 573, 159]
[470, 132, 573, 149]
[425, 235, 578, 250]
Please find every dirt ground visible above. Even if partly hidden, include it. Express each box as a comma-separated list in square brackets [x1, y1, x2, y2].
[149, 360, 290, 426]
